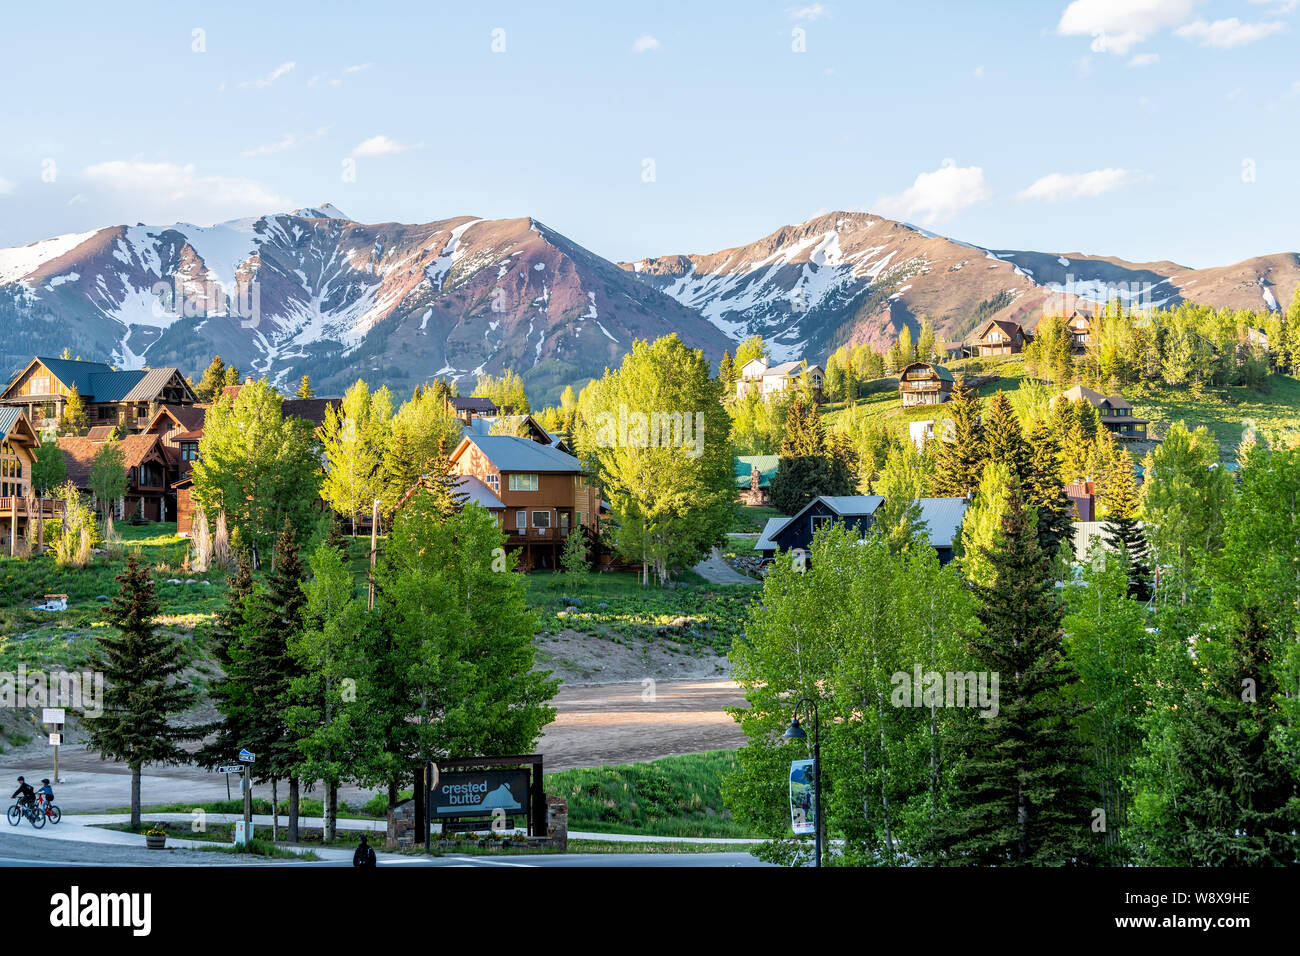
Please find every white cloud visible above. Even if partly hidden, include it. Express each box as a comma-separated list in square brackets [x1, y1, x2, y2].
[632, 34, 661, 53]
[240, 61, 296, 89]
[1128, 52, 1160, 66]
[344, 63, 372, 74]
[82, 160, 288, 221]
[1017, 168, 1149, 202]
[788, 3, 830, 19]
[1175, 17, 1285, 47]
[973, 64, 985, 78]
[1057, 0, 1199, 55]
[243, 127, 328, 158]
[66, 194, 87, 206]
[350, 135, 418, 157]
[876, 160, 991, 225]
[0, 175, 14, 196]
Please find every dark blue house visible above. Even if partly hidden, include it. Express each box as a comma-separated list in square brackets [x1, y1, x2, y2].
[755, 495, 968, 565]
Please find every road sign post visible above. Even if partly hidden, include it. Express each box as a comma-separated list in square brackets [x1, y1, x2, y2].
[238, 749, 256, 847]
[43, 708, 65, 786]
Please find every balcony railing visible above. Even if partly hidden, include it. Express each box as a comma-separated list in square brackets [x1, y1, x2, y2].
[0, 497, 65, 518]
[505, 527, 572, 543]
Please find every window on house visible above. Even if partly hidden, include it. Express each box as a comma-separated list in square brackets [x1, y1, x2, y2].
[531, 511, 551, 529]
[811, 515, 832, 536]
[30, 376, 49, 395]
[508, 473, 538, 491]
[485, 473, 500, 492]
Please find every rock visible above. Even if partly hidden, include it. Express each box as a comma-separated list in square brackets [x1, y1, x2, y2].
[596, 602, 609, 609]
[667, 616, 692, 628]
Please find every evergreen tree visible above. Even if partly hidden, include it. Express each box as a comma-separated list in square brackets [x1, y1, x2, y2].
[931, 375, 985, 498]
[925, 487, 1094, 865]
[295, 374, 315, 399]
[719, 350, 735, 385]
[1099, 458, 1151, 600]
[194, 356, 228, 403]
[211, 550, 253, 665]
[86, 553, 198, 828]
[769, 394, 852, 513]
[983, 392, 1031, 482]
[1022, 420, 1074, 558]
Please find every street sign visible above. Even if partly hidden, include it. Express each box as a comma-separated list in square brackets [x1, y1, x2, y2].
[238, 749, 256, 763]
[429, 769, 530, 820]
[216, 764, 245, 775]
[42, 708, 65, 725]
[49, 733, 62, 746]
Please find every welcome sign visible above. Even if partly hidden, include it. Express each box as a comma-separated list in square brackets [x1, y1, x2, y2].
[430, 769, 531, 819]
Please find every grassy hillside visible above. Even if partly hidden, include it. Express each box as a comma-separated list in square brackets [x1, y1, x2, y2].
[821, 356, 1300, 461]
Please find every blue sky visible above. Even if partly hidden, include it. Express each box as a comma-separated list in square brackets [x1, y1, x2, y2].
[0, 0, 1296, 268]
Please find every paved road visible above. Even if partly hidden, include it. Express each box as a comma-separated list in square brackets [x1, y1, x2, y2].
[0, 827, 769, 868]
[691, 547, 755, 586]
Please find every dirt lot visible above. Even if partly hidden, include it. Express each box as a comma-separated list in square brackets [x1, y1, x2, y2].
[0, 630, 747, 810]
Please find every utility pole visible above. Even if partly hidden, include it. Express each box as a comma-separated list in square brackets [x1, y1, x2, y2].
[367, 498, 380, 611]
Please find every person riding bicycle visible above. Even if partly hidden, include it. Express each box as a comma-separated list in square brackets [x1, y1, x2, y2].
[11, 777, 35, 809]
[36, 779, 54, 806]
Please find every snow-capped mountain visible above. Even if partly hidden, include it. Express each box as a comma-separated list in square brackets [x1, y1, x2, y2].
[0, 208, 732, 404]
[1, 205, 1295, 404]
[621, 211, 1300, 360]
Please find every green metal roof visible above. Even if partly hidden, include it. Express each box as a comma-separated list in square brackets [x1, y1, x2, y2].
[33, 356, 115, 397]
[734, 454, 779, 488]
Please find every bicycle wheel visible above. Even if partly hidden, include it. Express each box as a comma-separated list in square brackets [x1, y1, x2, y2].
[47, 805, 61, 824]
[6, 805, 19, 826]
[29, 808, 45, 829]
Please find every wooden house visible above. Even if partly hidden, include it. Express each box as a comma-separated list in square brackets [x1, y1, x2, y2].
[447, 396, 500, 424]
[58, 432, 172, 522]
[735, 357, 824, 401]
[898, 362, 955, 407]
[1055, 384, 1149, 440]
[447, 434, 601, 570]
[0, 357, 197, 434]
[964, 319, 1030, 357]
[0, 408, 63, 555]
[735, 455, 779, 506]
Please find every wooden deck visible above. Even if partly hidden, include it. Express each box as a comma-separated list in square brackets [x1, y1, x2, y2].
[0, 497, 65, 519]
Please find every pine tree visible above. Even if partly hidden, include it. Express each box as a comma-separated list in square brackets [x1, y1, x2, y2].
[194, 356, 228, 403]
[86, 553, 198, 828]
[925, 487, 1094, 865]
[1022, 420, 1074, 558]
[931, 375, 985, 498]
[211, 551, 253, 665]
[983, 392, 1031, 482]
[719, 350, 735, 384]
[1100, 460, 1152, 601]
[296, 374, 314, 399]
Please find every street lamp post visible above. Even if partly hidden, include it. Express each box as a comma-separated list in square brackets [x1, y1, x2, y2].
[784, 696, 822, 867]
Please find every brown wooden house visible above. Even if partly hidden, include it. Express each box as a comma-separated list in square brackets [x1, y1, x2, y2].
[964, 319, 1030, 357]
[447, 433, 600, 570]
[0, 408, 63, 555]
[0, 356, 197, 434]
[59, 432, 172, 522]
[898, 362, 955, 407]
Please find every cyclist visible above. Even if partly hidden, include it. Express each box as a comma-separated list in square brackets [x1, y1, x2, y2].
[36, 779, 54, 810]
[11, 777, 35, 812]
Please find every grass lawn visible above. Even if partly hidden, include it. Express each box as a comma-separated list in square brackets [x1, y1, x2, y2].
[526, 569, 753, 652]
[731, 504, 781, 533]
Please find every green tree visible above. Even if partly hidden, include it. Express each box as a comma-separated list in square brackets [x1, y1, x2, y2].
[733, 335, 769, 371]
[1140, 421, 1230, 603]
[361, 490, 559, 806]
[575, 334, 733, 585]
[194, 356, 228, 404]
[295, 374, 315, 399]
[472, 369, 530, 414]
[191, 379, 322, 566]
[1100, 456, 1152, 600]
[86, 553, 198, 828]
[925, 487, 1094, 865]
[320, 380, 392, 535]
[561, 520, 591, 589]
[719, 350, 736, 385]
[931, 375, 985, 497]
[88, 438, 128, 535]
[60, 385, 88, 436]
[1022, 420, 1074, 558]
[30, 441, 67, 496]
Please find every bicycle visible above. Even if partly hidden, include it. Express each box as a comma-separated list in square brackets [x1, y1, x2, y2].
[36, 794, 60, 825]
[6, 801, 46, 829]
